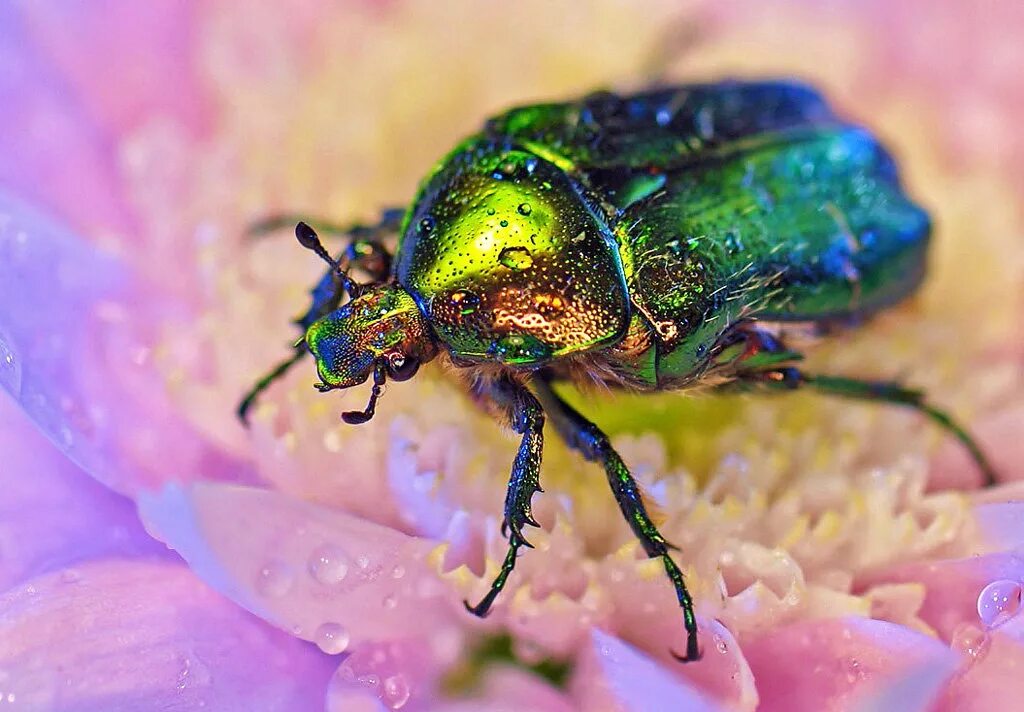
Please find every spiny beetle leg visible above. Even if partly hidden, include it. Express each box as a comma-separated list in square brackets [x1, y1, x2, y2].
[732, 367, 998, 487]
[465, 376, 545, 618]
[464, 533, 526, 618]
[236, 347, 306, 426]
[534, 379, 702, 663]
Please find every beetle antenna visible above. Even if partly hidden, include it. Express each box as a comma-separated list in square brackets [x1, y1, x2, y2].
[342, 362, 386, 425]
[295, 221, 361, 298]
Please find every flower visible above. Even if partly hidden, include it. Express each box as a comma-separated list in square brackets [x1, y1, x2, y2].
[1, 1, 1023, 710]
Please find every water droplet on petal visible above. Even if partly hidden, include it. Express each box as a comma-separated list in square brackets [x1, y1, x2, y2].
[315, 622, 351, 654]
[256, 560, 294, 598]
[498, 246, 533, 270]
[358, 674, 381, 691]
[391, 565, 406, 580]
[383, 675, 411, 709]
[309, 545, 350, 586]
[499, 219, 509, 228]
[951, 623, 990, 660]
[978, 579, 1022, 628]
[383, 594, 398, 610]
[517, 202, 532, 216]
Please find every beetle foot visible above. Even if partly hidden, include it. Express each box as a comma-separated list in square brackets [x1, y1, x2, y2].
[669, 637, 703, 663]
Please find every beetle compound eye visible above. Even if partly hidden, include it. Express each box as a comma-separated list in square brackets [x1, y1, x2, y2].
[386, 353, 420, 381]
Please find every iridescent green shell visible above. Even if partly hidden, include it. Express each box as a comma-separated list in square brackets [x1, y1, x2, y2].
[396, 81, 930, 384]
[395, 148, 630, 365]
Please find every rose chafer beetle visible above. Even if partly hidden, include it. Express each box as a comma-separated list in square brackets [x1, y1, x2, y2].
[240, 81, 996, 662]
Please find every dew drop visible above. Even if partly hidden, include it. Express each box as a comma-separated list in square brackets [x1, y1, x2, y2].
[978, 579, 1022, 628]
[417, 217, 435, 234]
[308, 545, 350, 586]
[517, 202, 532, 216]
[951, 623, 990, 660]
[383, 675, 411, 709]
[499, 219, 509, 228]
[383, 594, 398, 610]
[391, 565, 406, 580]
[486, 207, 496, 216]
[256, 560, 294, 598]
[358, 674, 381, 691]
[315, 622, 351, 654]
[498, 246, 533, 270]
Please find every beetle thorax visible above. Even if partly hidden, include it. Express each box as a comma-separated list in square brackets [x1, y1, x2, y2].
[395, 146, 631, 367]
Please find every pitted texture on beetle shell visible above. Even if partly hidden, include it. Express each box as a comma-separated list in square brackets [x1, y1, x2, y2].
[396, 149, 630, 364]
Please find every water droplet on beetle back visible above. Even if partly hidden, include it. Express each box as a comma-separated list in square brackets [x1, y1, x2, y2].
[449, 290, 481, 315]
[498, 246, 533, 270]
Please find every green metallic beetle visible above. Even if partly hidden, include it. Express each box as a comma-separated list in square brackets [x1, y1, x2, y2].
[240, 81, 996, 662]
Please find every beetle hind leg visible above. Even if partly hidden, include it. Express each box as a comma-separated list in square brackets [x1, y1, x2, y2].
[534, 379, 702, 663]
[727, 366, 998, 487]
[464, 376, 546, 618]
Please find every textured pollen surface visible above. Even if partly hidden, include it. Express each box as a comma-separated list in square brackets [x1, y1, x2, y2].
[397, 149, 630, 364]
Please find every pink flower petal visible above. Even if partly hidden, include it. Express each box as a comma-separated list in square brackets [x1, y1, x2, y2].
[572, 629, 724, 712]
[859, 553, 1024, 641]
[434, 667, 575, 712]
[973, 501, 1024, 550]
[0, 8, 134, 235]
[0, 194, 253, 495]
[600, 559, 757, 709]
[850, 657, 959, 712]
[16, 1, 209, 137]
[0, 394, 167, 592]
[325, 636, 457, 712]
[0, 559, 335, 709]
[930, 404, 1024, 489]
[139, 482, 459, 649]
[743, 617, 957, 712]
[937, 630, 1024, 711]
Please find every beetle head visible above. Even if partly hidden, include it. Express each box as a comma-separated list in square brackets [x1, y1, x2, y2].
[305, 284, 437, 423]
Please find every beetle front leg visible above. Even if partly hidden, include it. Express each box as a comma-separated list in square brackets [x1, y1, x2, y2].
[465, 376, 545, 617]
[237, 345, 307, 425]
[728, 366, 998, 487]
[534, 379, 701, 662]
[237, 212, 401, 425]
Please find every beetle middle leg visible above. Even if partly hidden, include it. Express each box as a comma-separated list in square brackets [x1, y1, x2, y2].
[464, 375, 546, 618]
[719, 327, 998, 486]
[533, 378, 702, 662]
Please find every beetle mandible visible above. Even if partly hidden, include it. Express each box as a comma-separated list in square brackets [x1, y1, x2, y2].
[240, 81, 996, 662]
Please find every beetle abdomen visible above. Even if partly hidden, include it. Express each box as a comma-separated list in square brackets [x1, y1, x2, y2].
[623, 124, 929, 385]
